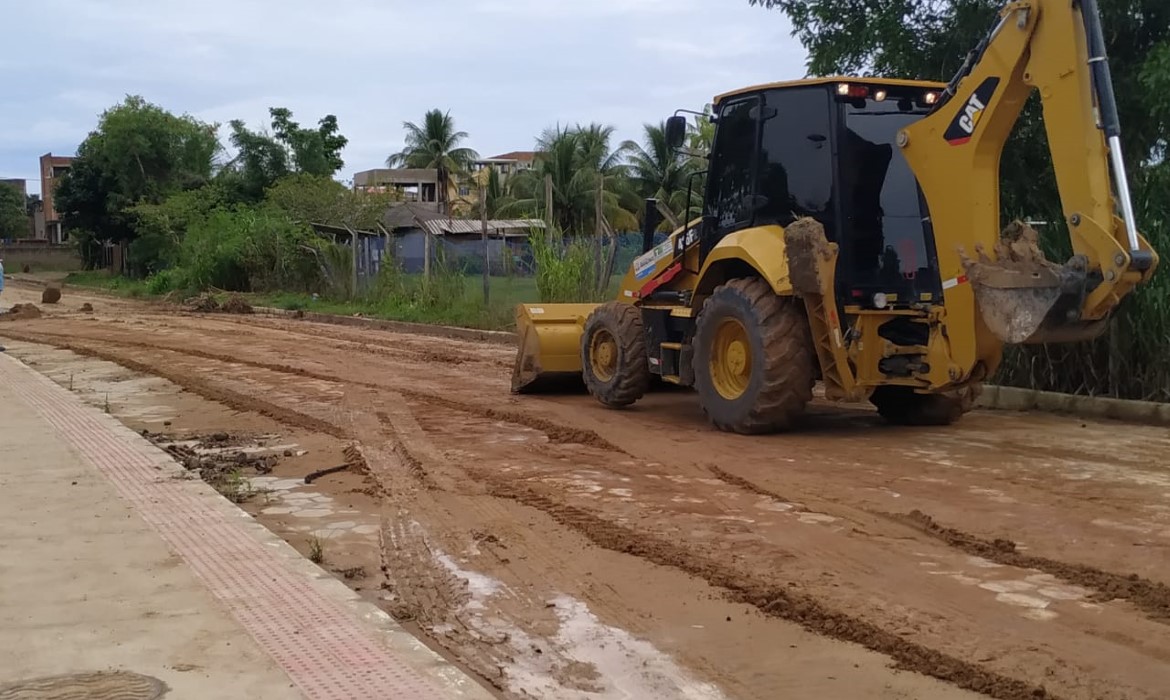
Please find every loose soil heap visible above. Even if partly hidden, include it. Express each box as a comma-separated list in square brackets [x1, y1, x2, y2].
[185, 293, 254, 314]
[221, 295, 254, 314]
[1, 304, 43, 321]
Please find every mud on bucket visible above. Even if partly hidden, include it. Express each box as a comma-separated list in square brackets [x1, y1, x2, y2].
[962, 222, 1102, 345]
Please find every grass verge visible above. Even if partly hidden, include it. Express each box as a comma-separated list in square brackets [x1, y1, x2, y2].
[63, 271, 622, 331]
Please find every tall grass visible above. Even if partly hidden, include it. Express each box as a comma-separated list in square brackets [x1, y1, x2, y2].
[993, 162, 1170, 401]
[528, 226, 601, 303]
[995, 262, 1170, 402]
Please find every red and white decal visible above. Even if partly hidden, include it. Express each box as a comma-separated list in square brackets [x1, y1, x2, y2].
[942, 275, 969, 291]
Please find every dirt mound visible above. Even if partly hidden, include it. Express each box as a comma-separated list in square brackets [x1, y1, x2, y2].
[41, 286, 61, 304]
[186, 293, 220, 312]
[184, 293, 253, 314]
[1, 304, 43, 321]
[221, 295, 254, 315]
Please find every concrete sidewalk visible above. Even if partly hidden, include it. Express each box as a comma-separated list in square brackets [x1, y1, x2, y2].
[0, 352, 492, 699]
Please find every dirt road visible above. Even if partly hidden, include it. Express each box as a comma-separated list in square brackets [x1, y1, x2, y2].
[3, 281, 1169, 700]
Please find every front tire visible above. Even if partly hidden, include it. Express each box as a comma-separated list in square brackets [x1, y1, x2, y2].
[693, 278, 816, 434]
[581, 302, 651, 408]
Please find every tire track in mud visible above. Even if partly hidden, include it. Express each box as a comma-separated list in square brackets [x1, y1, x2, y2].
[402, 393, 626, 454]
[708, 465, 800, 505]
[15, 326, 1170, 625]
[142, 315, 513, 369]
[341, 406, 516, 693]
[710, 462, 1170, 626]
[483, 480, 1062, 700]
[4, 328, 622, 455]
[891, 509, 1170, 622]
[9, 323, 1160, 698]
[0, 330, 350, 439]
[353, 392, 737, 699]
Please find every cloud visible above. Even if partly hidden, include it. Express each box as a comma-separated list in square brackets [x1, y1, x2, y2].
[1, 0, 806, 195]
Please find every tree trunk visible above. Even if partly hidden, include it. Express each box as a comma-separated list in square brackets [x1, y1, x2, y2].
[345, 225, 359, 299]
[656, 199, 681, 231]
[600, 218, 620, 294]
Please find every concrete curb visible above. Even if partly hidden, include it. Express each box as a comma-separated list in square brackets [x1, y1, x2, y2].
[0, 350, 494, 699]
[975, 385, 1170, 426]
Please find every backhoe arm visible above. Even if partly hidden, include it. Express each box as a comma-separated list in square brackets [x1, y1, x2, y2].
[901, 0, 1158, 357]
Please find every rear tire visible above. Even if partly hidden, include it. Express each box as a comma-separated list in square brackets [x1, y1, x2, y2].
[693, 278, 816, 434]
[870, 384, 982, 426]
[581, 302, 651, 408]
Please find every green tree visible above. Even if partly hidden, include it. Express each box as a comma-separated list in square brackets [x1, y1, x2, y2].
[265, 173, 398, 230]
[221, 108, 349, 203]
[130, 183, 233, 275]
[506, 125, 637, 234]
[270, 109, 348, 176]
[386, 109, 479, 215]
[748, 0, 1170, 399]
[470, 165, 509, 220]
[621, 121, 695, 227]
[0, 185, 27, 238]
[55, 95, 220, 251]
[221, 121, 290, 203]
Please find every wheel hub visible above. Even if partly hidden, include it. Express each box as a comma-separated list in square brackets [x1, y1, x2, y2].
[589, 329, 619, 382]
[710, 318, 752, 400]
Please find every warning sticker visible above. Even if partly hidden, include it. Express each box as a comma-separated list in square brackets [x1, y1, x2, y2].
[634, 240, 674, 280]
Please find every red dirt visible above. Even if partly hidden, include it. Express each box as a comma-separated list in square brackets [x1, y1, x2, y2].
[3, 280, 1170, 700]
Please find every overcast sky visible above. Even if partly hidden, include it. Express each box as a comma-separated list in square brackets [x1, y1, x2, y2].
[1, 0, 807, 195]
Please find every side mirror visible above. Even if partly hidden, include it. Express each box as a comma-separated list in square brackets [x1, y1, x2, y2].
[665, 115, 687, 151]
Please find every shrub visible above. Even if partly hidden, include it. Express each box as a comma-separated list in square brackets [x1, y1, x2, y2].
[145, 269, 181, 295]
[529, 227, 596, 303]
[177, 204, 323, 293]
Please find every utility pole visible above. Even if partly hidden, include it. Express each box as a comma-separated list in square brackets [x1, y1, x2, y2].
[480, 180, 490, 305]
[345, 224, 359, 298]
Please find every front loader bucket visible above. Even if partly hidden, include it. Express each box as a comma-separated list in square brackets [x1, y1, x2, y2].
[963, 222, 1108, 345]
[511, 303, 599, 394]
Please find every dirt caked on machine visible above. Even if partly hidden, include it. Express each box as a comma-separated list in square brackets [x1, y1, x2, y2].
[512, 0, 1158, 434]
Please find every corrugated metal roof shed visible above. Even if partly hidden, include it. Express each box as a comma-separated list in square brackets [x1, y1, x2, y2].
[421, 219, 546, 238]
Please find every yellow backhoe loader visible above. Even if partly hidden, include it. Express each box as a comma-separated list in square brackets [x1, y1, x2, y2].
[512, 0, 1159, 434]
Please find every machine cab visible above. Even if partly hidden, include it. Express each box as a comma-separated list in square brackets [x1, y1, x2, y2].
[677, 79, 948, 309]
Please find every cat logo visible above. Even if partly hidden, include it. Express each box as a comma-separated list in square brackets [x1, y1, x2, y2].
[944, 77, 1000, 146]
[958, 95, 986, 135]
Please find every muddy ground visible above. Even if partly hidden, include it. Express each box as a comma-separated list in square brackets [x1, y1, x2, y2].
[2, 280, 1169, 700]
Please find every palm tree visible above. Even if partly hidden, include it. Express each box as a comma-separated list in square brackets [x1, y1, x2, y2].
[470, 165, 509, 220]
[386, 109, 479, 215]
[505, 125, 637, 235]
[621, 121, 696, 227]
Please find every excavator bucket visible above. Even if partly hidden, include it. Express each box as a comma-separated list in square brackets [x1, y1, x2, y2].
[510, 303, 599, 394]
[963, 222, 1107, 345]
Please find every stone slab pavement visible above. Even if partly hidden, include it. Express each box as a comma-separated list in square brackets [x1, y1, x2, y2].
[0, 351, 495, 700]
